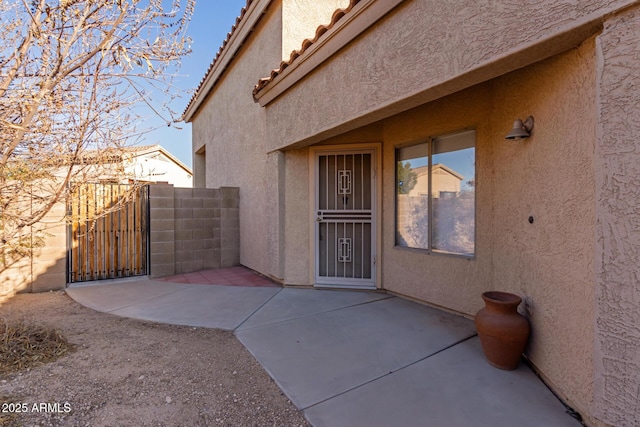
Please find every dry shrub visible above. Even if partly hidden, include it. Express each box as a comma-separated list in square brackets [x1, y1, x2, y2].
[0, 318, 75, 374]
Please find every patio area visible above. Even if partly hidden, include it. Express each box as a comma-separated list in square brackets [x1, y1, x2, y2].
[66, 267, 582, 427]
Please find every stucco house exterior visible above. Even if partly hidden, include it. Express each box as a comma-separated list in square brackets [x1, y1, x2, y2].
[183, 1, 640, 426]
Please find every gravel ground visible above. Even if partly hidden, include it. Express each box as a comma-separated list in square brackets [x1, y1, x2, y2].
[0, 291, 310, 427]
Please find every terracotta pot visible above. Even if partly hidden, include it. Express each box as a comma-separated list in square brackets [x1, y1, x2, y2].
[475, 291, 530, 371]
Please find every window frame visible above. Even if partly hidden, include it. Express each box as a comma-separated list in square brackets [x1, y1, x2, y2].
[394, 128, 476, 258]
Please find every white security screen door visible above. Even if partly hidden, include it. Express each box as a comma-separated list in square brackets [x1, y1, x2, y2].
[315, 150, 375, 289]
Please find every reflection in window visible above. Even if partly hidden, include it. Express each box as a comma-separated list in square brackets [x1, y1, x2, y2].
[396, 144, 429, 249]
[396, 130, 475, 256]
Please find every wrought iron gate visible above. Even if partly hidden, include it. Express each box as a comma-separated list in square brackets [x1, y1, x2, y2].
[67, 183, 149, 283]
[315, 150, 375, 289]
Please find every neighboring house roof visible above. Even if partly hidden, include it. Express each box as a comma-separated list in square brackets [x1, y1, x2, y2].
[412, 164, 464, 181]
[81, 144, 192, 175]
[125, 144, 193, 175]
[252, 0, 361, 100]
[124, 145, 193, 176]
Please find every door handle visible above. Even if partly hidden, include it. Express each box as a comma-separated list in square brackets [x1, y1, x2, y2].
[316, 217, 322, 222]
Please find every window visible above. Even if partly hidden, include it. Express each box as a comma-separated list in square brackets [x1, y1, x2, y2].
[396, 129, 475, 256]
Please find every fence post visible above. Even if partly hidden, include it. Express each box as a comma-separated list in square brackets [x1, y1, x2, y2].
[148, 183, 175, 278]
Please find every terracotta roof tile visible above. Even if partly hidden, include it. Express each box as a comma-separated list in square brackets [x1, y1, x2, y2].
[121, 144, 160, 153]
[82, 145, 192, 174]
[182, 1, 254, 119]
[252, 0, 361, 100]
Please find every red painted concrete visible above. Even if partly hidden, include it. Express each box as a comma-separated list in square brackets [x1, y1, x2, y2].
[156, 266, 279, 288]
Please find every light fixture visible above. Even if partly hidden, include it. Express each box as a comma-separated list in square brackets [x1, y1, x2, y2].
[505, 116, 534, 140]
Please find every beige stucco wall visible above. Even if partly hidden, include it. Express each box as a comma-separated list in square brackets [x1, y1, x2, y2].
[282, 148, 310, 285]
[594, 6, 640, 427]
[0, 202, 67, 303]
[191, 2, 281, 277]
[29, 203, 68, 292]
[281, 0, 350, 61]
[490, 38, 597, 422]
[263, 0, 635, 151]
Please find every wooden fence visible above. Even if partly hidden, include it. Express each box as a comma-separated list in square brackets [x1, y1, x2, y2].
[67, 183, 149, 283]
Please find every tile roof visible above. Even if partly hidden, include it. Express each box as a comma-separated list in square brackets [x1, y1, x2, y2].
[182, 1, 255, 119]
[120, 144, 160, 153]
[82, 145, 192, 174]
[252, 0, 361, 100]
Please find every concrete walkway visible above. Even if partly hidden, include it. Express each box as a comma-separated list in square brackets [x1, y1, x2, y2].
[66, 274, 581, 427]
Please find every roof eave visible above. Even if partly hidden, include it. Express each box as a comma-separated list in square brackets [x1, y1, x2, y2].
[253, 0, 405, 107]
[183, 0, 273, 122]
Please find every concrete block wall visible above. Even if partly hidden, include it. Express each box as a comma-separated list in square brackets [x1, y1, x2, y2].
[148, 184, 176, 277]
[149, 184, 240, 277]
[219, 187, 240, 268]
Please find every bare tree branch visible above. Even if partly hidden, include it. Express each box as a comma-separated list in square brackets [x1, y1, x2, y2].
[0, 0, 195, 270]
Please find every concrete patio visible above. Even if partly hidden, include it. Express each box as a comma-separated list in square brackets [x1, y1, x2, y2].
[66, 269, 582, 427]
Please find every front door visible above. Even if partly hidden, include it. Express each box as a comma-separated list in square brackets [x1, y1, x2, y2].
[315, 150, 375, 289]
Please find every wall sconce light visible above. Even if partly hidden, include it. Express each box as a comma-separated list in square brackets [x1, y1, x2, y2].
[505, 116, 534, 140]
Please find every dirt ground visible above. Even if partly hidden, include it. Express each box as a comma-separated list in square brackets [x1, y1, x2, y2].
[0, 291, 310, 427]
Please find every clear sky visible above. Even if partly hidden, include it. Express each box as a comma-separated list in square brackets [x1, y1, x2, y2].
[136, 1, 248, 168]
